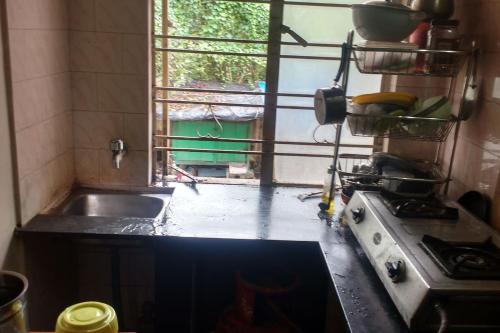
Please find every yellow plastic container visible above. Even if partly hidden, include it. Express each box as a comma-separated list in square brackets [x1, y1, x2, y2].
[55, 302, 118, 333]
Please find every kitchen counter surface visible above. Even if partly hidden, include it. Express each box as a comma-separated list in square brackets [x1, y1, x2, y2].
[19, 184, 409, 333]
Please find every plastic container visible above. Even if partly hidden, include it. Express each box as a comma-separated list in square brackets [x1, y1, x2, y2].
[426, 20, 460, 74]
[56, 302, 118, 333]
[409, 22, 431, 72]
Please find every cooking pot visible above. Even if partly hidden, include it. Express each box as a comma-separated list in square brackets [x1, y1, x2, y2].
[0, 271, 29, 333]
[411, 0, 454, 20]
[352, 0, 426, 42]
[314, 43, 349, 125]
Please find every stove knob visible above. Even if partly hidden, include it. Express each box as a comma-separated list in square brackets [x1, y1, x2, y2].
[351, 208, 365, 224]
[385, 260, 406, 283]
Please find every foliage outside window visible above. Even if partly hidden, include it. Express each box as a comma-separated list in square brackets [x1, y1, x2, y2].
[155, 0, 269, 88]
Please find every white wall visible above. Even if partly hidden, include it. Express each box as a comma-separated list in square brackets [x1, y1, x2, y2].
[0, 10, 18, 268]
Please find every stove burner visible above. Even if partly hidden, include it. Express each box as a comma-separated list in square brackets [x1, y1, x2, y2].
[448, 249, 497, 270]
[455, 253, 487, 269]
[379, 192, 459, 219]
[420, 235, 500, 279]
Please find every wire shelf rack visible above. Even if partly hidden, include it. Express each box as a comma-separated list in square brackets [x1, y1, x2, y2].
[352, 45, 468, 76]
[346, 112, 456, 142]
[337, 154, 448, 194]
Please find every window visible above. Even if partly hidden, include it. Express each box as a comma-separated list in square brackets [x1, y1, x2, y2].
[152, 0, 380, 186]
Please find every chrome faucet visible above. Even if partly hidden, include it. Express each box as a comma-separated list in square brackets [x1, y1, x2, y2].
[110, 139, 127, 169]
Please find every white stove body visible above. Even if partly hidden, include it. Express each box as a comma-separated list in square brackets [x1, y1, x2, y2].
[344, 191, 500, 331]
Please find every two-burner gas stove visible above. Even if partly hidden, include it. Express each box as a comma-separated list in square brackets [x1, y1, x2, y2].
[344, 191, 500, 332]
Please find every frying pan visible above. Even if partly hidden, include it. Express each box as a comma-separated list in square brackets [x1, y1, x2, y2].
[314, 43, 349, 125]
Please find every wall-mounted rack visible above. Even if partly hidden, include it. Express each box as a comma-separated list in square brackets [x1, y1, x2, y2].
[325, 31, 475, 211]
[352, 45, 467, 77]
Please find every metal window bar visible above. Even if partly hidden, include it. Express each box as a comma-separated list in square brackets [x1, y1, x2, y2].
[155, 147, 338, 159]
[283, 1, 351, 7]
[154, 98, 315, 110]
[155, 86, 315, 98]
[155, 86, 354, 100]
[155, 34, 268, 44]
[154, 47, 267, 57]
[216, 0, 353, 8]
[153, 0, 368, 185]
[154, 47, 344, 61]
[155, 135, 374, 149]
[154, 34, 344, 48]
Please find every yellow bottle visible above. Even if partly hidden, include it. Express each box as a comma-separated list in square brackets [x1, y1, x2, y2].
[321, 166, 335, 215]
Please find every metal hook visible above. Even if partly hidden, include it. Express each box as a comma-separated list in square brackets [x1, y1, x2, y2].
[313, 124, 335, 144]
[196, 104, 224, 139]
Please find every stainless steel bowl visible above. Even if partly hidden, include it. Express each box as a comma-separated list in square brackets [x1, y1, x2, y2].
[352, 1, 426, 42]
[0, 271, 29, 333]
[411, 0, 455, 20]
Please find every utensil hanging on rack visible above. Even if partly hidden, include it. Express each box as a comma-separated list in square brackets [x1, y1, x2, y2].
[458, 45, 479, 121]
[314, 43, 349, 125]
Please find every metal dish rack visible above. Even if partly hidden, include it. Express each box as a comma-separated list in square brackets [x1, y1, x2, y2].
[346, 45, 467, 142]
[323, 31, 474, 210]
[337, 154, 448, 192]
[346, 112, 456, 142]
[352, 45, 467, 77]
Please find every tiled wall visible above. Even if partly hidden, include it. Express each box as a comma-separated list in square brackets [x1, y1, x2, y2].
[6, 0, 74, 224]
[69, 0, 150, 188]
[386, 0, 500, 229]
[5, 0, 151, 224]
[0, 9, 18, 268]
[437, 0, 500, 229]
[394, 0, 500, 229]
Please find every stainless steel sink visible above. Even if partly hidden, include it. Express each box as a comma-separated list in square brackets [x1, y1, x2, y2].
[53, 191, 171, 219]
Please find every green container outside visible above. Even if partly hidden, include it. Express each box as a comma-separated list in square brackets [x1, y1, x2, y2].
[171, 121, 251, 165]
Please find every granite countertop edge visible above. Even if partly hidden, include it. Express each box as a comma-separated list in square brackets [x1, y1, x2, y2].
[17, 184, 409, 333]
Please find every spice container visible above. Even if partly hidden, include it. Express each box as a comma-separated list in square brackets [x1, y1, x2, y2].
[425, 20, 461, 75]
[409, 21, 431, 72]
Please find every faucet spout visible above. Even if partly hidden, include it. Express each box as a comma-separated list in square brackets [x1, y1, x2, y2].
[110, 139, 127, 169]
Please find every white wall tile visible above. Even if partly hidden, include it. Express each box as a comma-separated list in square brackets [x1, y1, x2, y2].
[74, 111, 123, 149]
[97, 73, 147, 113]
[72, 72, 98, 111]
[70, 0, 96, 31]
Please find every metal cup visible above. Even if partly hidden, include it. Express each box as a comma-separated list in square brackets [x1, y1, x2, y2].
[0, 271, 29, 333]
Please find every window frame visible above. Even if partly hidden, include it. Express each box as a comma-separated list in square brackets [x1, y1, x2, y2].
[151, 0, 375, 186]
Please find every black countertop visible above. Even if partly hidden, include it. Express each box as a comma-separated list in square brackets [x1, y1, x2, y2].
[19, 184, 409, 333]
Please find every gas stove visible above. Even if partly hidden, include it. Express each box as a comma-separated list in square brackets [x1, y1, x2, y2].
[344, 191, 500, 332]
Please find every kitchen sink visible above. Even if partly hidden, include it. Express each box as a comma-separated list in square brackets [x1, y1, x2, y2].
[51, 190, 172, 219]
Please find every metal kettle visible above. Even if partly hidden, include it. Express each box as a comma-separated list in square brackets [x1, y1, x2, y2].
[410, 0, 455, 20]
